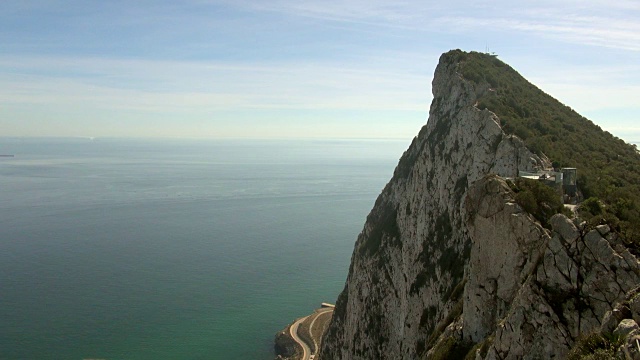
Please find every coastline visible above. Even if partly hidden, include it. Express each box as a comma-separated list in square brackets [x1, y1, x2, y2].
[275, 304, 335, 360]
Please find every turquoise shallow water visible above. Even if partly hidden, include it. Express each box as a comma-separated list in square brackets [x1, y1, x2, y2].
[0, 138, 408, 360]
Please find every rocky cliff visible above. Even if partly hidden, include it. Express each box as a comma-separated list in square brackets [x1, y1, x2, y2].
[319, 50, 640, 359]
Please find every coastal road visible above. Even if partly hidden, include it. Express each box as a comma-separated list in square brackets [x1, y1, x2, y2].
[308, 308, 333, 354]
[289, 308, 334, 360]
[290, 316, 311, 360]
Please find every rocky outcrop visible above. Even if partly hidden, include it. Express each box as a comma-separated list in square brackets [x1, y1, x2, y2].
[462, 175, 549, 345]
[319, 51, 548, 359]
[462, 177, 640, 359]
[319, 50, 640, 359]
[274, 325, 301, 360]
[593, 287, 640, 358]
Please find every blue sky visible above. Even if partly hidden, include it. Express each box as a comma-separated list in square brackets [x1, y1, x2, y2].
[1, 0, 639, 141]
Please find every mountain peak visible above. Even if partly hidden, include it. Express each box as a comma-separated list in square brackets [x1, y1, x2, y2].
[319, 50, 640, 359]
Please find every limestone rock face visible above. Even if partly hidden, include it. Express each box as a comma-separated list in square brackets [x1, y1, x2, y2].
[462, 175, 549, 344]
[319, 52, 547, 360]
[318, 50, 640, 360]
[464, 179, 640, 359]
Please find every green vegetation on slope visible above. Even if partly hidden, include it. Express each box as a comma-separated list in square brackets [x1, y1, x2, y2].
[443, 50, 640, 246]
[507, 178, 569, 228]
[567, 332, 623, 360]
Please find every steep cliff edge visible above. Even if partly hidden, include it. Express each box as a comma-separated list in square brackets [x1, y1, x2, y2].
[460, 176, 640, 359]
[319, 50, 640, 359]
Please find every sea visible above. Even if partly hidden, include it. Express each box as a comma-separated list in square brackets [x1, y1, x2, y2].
[0, 137, 409, 360]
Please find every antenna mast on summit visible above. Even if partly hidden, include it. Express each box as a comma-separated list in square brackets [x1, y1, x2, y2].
[485, 44, 498, 57]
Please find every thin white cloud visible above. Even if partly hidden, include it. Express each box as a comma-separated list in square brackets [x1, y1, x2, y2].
[436, 14, 640, 51]
[215, 0, 425, 23]
[222, 0, 640, 51]
[0, 55, 431, 113]
[535, 82, 640, 112]
[2, 1, 638, 140]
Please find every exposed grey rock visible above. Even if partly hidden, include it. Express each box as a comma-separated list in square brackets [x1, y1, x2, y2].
[614, 319, 639, 338]
[468, 204, 640, 358]
[318, 50, 640, 360]
[601, 306, 631, 333]
[593, 288, 640, 359]
[621, 334, 640, 360]
[550, 213, 579, 242]
[424, 315, 465, 359]
[463, 176, 548, 343]
[320, 50, 547, 360]
[597, 224, 611, 236]
[628, 291, 640, 328]
[485, 282, 572, 360]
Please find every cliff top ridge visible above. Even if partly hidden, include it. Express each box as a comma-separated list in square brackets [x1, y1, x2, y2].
[447, 49, 640, 248]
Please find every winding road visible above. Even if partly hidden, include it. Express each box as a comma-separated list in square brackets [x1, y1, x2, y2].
[289, 316, 311, 360]
[289, 307, 334, 360]
[308, 309, 332, 354]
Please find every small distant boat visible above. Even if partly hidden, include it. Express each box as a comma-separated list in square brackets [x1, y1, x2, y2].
[0, 155, 15, 157]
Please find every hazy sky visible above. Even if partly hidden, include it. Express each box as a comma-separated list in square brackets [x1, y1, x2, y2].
[1, 1, 639, 141]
